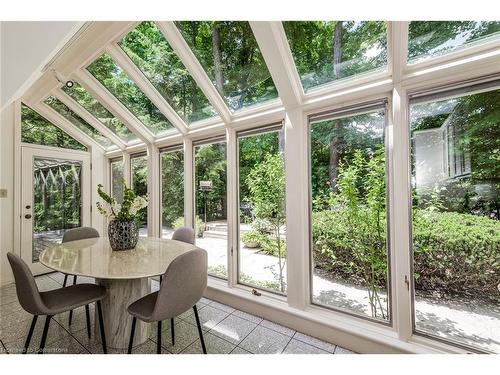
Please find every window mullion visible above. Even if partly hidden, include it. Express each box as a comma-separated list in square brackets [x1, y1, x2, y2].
[285, 108, 310, 309]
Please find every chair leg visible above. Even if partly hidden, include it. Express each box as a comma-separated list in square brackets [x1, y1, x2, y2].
[23, 315, 38, 354]
[157, 321, 162, 354]
[170, 318, 175, 346]
[85, 304, 91, 339]
[68, 275, 78, 326]
[127, 317, 137, 354]
[63, 275, 68, 287]
[96, 301, 107, 354]
[193, 305, 206, 354]
[38, 315, 52, 354]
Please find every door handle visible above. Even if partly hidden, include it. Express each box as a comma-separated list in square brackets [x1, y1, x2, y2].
[24, 214, 32, 219]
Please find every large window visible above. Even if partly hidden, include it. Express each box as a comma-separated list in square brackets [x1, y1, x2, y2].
[283, 21, 387, 92]
[131, 154, 148, 236]
[309, 105, 390, 322]
[408, 21, 500, 64]
[110, 158, 124, 203]
[21, 104, 87, 151]
[161, 147, 184, 239]
[409, 85, 500, 353]
[176, 21, 278, 112]
[119, 22, 217, 124]
[87, 53, 174, 135]
[237, 126, 286, 294]
[194, 139, 227, 278]
[63, 81, 138, 143]
[44, 96, 113, 149]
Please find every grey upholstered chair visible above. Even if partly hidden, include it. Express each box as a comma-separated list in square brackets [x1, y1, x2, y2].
[162, 226, 196, 344]
[127, 249, 208, 354]
[7, 253, 108, 354]
[61, 226, 100, 326]
[171, 227, 195, 245]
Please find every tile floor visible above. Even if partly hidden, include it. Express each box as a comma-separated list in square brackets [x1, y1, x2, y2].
[0, 272, 355, 354]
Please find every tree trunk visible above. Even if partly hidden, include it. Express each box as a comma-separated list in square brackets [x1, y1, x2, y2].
[212, 23, 224, 98]
[333, 21, 343, 79]
[329, 121, 342, 191]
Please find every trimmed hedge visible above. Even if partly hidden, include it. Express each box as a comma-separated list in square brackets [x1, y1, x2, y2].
[312, 209, 500, 296]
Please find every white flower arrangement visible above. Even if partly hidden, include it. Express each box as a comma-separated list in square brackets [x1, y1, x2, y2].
[96, 179, 148, 222]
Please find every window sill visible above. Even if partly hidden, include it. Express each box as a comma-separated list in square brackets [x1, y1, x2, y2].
[206, 278, 472, 354]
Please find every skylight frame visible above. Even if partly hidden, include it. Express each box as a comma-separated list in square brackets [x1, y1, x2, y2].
[40, 93, 116, 152]
[116, 21, 221, 126]
[172, 21, 282, 115]
[59, 81, 139, 146]
[84, 52, 180, 139]
[53, 88, 127, 150]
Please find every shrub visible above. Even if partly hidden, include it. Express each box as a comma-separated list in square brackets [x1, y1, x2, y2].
[412, 209, 500, 295]
[241, 230, 263, 247]
[312, 208, 500, 296]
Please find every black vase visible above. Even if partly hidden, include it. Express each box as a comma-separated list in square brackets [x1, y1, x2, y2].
[108, 220, 139, 251]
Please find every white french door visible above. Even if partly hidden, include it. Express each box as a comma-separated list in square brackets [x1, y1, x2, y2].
[20, 146, 91, 274]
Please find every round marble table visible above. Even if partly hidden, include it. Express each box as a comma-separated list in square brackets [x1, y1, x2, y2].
[39, 236, 200, 349]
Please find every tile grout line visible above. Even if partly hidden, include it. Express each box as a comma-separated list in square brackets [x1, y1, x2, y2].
[280, 335, 294, 354]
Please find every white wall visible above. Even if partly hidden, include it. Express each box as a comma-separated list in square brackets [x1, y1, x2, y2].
[0, 103, 15, 285]
[0, 21, 82, 109]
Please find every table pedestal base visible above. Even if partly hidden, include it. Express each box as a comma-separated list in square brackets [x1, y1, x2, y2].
[95, 277, 151, 349]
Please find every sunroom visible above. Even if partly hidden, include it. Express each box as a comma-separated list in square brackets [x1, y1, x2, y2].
[1, 17, 499, 359]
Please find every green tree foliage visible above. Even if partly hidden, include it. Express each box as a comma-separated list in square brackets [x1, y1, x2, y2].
[63, 82, 136, 142]
[87, 53, 173, 135]
[408, 21, 500, 62]
[411, 90, 500, 218]
[194, 142, 227, 223]
[176, 21, 278, 111]
[131, 155, 148, 227]
[238, 131, 281, 205]
[283, 21, 387, 90]
[246, 153, 287, 293]
[310, 111, 385, 209]
[44, 96, 113, 148]
[119, 22, 217, 123]
[161, 150, 184, 228]
[21, 104, 87, 151]
[33, 161, 82, 233]
[313, 149, 388, 318]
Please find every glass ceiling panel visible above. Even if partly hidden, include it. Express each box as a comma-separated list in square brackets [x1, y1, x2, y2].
[44, 96, 114, 149]
[87, 53, 175, 136]
[62, 82, 138, 143]
[176, 21, 278, 112]
[21, 103, 87, 151]
[408, 21, 500, 64]
[119, 21, 218, 124]
[283, 21, 387, 92]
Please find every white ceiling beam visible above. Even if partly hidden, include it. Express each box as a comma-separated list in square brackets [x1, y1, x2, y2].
[155, 21, 232, 124]
[106, 44, 188, 135]
[32, 101, 105, 152]
[388, 22, 409, 84]
[250, 21, 303, 111]
[73, 69, 154, 144]
[52, 88, 127, 150]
